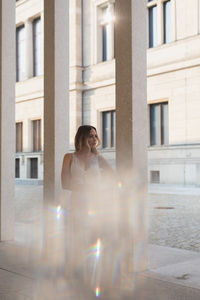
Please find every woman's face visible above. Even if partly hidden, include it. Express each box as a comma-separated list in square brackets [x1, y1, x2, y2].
[87, 128, 98, 149]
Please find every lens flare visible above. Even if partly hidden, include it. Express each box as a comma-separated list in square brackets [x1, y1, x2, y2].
[95, 287, 100, 297]
[87, 238, 102, 259]
[96, 238, 101, 258]
[56, 205, 61, 220]
[88, 210, 96, 216]
[118, 181, 122, 189]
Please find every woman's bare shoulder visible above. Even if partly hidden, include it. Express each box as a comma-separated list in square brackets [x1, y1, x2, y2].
[63, 153, 73, 163]
[64, 152, 73, 158]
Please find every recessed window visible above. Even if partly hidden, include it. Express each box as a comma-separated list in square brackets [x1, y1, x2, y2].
[33, 17, 42, 76]
[15, 158, 20, 178]
[102, 110, 116, 148]
[148, 5, 158, 48]
[30, 158, 38, 178]
[98, 3, 115, 62]
[163, 0, 171, 44]
[150, 170, 160, 183]
[150, 102, 168, 146]
[16, 25, 26, 81]
[148, 0, 172, 48]
[16, 122, 23, 152]
[32, 119, 41, 152]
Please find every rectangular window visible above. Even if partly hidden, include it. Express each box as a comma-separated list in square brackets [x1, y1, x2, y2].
[102, 24, 108, 61]
[102, 110, 116, 148]
[15, 158, 20, 178]
[150, 170, 160, 184]
[161, 102, 169, 144]
[149, 5, 158, 48]
[30, 158, 38, 179]
[150, 102, 168, 146]
[33, 17, 42, 76]
[16, 122, 23, 152]
[163, 0, 171, 44]
[16, 25, 26, 81]
[32, 119, 41, 152]
[99, 4, 114, 62]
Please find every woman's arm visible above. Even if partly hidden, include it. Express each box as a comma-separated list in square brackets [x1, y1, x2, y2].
[98, 154, 118, 188]
[98, 154, 115, 176]
[61, 153, 72, 190]
[98, 154, 112, 171]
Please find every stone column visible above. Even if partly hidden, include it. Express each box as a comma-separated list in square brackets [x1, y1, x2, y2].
[43, 0, 69, 204]
[115, 0, 148, 273]
[69, 0, 82, 145]
[0, 0, 15, 240]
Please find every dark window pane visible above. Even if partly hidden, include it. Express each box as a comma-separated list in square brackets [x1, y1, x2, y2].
[150, 103, 169, 146]
[32, 119, 41, 151]
[149, 6, 158, 48]
[111, 111, 116, 147]
[161, 103, 169, 144]
[15, 158, 20, 178]
[33, 17, 42, 76]
[103, 112, 110, 148]
[102, 25, 107, 61]
[16, 25, 25, 81]
[150, 104, 161, 145]
[102, 110, 115, 148]
[163, 0, 171, 43]
[30, 158, 38, 178]
[150, 170, 160, 183]
[16, 122, 23, 152]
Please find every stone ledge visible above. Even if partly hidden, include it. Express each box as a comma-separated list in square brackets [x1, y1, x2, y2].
[15, 179, 43, 185]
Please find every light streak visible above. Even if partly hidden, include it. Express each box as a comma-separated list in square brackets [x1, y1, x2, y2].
[96, 238, 101, 258]
[95, 287, 100, 297]
[56, 205, 61, 220]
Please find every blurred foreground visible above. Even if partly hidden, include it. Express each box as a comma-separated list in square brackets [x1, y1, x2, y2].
[0, 184, 199, 299]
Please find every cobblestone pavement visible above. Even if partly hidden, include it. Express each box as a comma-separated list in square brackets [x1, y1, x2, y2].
[148, 192, 200, 253]
[15, 184, 200, 253]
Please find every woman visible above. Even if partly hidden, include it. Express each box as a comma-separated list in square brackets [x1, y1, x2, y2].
[61, 125, 113, 191]
[61, 125, 119, 297]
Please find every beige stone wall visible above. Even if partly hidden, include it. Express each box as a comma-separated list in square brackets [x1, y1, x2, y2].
[15, 0, 200, 185]
[147, 1, 200, 185]
[176, 0, 199, 39]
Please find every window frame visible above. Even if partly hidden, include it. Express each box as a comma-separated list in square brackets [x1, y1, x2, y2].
[163, 0, 172, 44]
[102, 110, 116, 149]
[94, 0, 115, 64]
[147, 0, 173, 48]
[149, 101, 169, 146]
[32, 119, 42, 152]
[33, 16, 42, 77]
[16, 121, 23, 152]
[16, 24, 26, 82]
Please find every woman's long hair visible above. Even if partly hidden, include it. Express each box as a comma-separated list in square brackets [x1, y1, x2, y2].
[74, 125, 101, 153]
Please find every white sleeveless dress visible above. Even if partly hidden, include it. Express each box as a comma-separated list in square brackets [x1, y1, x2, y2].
[68, 153, 120, 296]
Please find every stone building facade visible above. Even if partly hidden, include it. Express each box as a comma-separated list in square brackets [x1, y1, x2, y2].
[15, 0, 200, 186]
